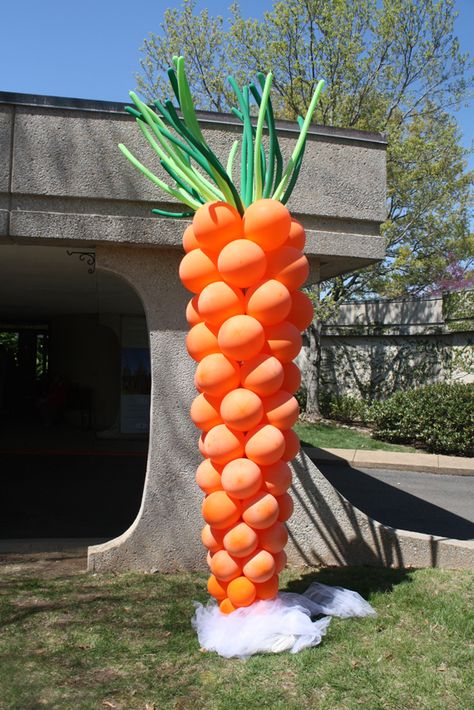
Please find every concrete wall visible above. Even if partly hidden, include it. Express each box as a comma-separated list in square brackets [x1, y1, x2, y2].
[330, 296, 444, 331]
[0, 94, 386, 280]
[89, 244, 203, 569]
[297, 294, 474, 400]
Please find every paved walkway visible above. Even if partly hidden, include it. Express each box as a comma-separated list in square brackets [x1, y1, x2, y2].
[304, 446, 474, 475]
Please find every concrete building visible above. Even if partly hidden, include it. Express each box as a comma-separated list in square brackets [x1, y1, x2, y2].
[1, 92, 471, 571]
[297, 291, 474, 402]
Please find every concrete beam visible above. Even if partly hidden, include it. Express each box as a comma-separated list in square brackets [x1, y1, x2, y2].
[0, 106, 13, 241]
[7, 206, 384, 283]
[0, 92, 387, 280]
[0, 106, 13, 194]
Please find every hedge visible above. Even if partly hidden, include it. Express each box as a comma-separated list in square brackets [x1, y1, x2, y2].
[372, 382, 474, 457]
[296, 388, 372, 424]
[320, 393, 373, 424]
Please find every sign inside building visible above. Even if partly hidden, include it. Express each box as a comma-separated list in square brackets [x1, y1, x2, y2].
[120, 317, 151, 434]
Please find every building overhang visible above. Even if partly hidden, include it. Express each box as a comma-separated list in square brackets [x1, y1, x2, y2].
[0, 92, 387, 280]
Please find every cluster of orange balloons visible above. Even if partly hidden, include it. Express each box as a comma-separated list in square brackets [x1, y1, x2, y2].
[179, 199, 313, 614]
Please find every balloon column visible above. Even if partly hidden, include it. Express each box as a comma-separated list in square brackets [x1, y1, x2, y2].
[183, 199, 313, 612]
[119, 58, 325, 613]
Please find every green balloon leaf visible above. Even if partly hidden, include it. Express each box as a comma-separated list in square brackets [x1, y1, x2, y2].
[119, 57, 325, 217]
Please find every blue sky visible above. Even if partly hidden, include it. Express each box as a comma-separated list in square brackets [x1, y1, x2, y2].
[0, 0, 472, 167]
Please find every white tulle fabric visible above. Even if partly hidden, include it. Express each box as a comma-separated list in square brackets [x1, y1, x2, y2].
[192, 582, 376, 658]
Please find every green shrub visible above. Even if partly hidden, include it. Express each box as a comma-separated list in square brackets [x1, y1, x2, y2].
[325, 394, 373, 424]
[295, 385, 307, 412]
[299, 389, 373, 422]
[372, 382, 474, 456]
[318, 391, 372, 423]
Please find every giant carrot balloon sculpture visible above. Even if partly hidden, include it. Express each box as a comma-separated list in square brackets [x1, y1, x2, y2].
[120, 58, 377, 656]
[119, 57, 323, 614]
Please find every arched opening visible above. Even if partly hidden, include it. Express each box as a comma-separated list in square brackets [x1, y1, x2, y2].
[0, 244, 149, 541]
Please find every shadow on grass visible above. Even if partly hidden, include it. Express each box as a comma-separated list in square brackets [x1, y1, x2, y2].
[282, 565, 414, 600]
[0, 593, 118, 629]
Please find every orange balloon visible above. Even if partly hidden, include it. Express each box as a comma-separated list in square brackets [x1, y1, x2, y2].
[273, 550, 287, 574]
[206, 550, 213, 568]
[224, 522, 258, 557]
[186, 322, 219, 362]
[220, 388, 263, 432]
[266, 246, 309, 291]
[242, 491, 279, 530]
[179, 249, 220, 294]
[286, 219, 306, 250]
[282, 428, 300, 461]
[195, 459, 223, 494]
[193, 201, 242, 252]
[261, 460, 292, 496]
[263, 390, 299, 430]
[220, 598, 237, 614]
[198, 432, 208, 457]
[281, 362, 302, 394]
[265, 322, 302, 363]
[242, 549, 276, 583]
[243, 199, 291, 252]
[195, 353, 240, 398]
[218, 239, 267, 288]
[207, 574, 228, 601]
[245, 279, 292, 326]
[245, 424, 285, 466]
[204, 424, 245, 464]
[227, 576, 257, 607]
[240, 354, 284, 397]
[210, 549, 242, 582]
[287, 291, 313, 331]
[190, 393, 223, 432]
[218, 315, 265, 361]
[197, 281, 245, 326]
[186, 296, 203, 326]
[221, 458, 262, 499]
[182, 224, 200, 253]
[255, 574, 279, 600]
[276, 492, 294, 522]
[202, 490, 242, 529]
[258, 522, 288, 553]
[185, 295, 201, 326]
[201, 524, 225, 553]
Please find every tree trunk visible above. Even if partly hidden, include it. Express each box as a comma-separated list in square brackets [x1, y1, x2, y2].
[304, 318, 322, 419]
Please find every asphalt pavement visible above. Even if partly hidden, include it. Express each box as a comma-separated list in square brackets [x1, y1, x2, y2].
[316, 463, 474, 540]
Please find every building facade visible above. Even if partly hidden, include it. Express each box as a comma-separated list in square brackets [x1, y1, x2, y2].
[2, 92, 470, 570]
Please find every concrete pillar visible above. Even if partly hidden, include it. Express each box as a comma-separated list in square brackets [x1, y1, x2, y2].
[89, 244, 203, 570]
[88, 245, 474, 572]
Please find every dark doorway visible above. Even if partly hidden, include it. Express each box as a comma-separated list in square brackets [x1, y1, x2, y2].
[0, 245, 149, 540]
[0, 325, 49, 421]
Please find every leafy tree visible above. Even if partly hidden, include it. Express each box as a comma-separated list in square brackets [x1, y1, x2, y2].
[428, 254, 474, 294]
[137, 2, 233, 112]
[137, 0, 473, 415]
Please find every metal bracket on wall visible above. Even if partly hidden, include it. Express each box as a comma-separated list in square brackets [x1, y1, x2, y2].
[66, 250, 96, 274]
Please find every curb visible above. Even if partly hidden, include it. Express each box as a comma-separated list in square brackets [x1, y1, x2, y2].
[303, 446, 474, 476]
[0, 538, 108, 554]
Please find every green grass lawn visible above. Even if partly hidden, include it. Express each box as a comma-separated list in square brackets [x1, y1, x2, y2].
[0, 566, 472, 709]
[295, 421, 418, 452]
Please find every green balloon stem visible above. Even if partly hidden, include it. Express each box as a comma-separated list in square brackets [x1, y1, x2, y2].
[151, 208, 194, 218]
[120, 56, 325, 217]
[151, 207, 194, 219]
